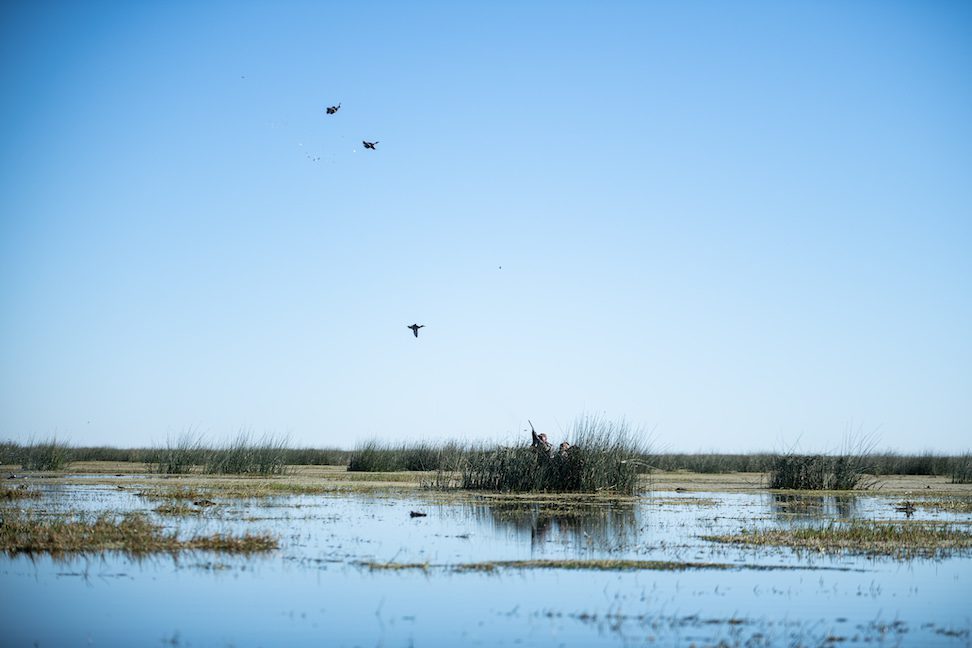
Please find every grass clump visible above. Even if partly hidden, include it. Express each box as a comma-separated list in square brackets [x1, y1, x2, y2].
[347, 440, 464, 472]
[770, 434, 875, 490]
[205, 432, 288, 476]
[347, 440, 404, 472]
[17, 437, 72, 471]
[455, 415, 650, 494]
[703, 522, 972, 558]
[2, 486, 40, 501]
[403, 441, 464, 471]
[0, 510, 277, 556]
[149, 431, 206, 474]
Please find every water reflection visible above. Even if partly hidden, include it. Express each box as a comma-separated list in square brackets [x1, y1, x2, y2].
[769, 493, 858, 522]
[468, 501, 639, 552]
[4, 483, 972, 647]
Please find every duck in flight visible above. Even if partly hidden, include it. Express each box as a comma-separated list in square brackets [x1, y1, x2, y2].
[326, 103, 341, 115]
[408, 324, 425, 338]
[363, 140, 378, 150]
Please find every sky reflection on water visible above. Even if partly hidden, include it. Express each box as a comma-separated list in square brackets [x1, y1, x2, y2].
[2, 482, 970, 646]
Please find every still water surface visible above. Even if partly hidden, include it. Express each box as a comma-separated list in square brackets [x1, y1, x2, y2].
[2, 481, 970, 646]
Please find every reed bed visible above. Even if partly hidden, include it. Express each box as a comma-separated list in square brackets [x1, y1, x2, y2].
[347, 440, 464, 472]
[951, 453, 972, 484]
[2, 437, 969, 481]
[69, 446, 146, 463]
[144, 431, 291, 475]
[204, 432, 289, 476]
[869, 451, 955, 477]
[347, 440, 404, 472]
[768, 454, 871, 490]
[451, 415, 650, 494]
[148, 431, 207, 474]
[769, 435, 877, 490]
[6, 438, 73, 471]
[281, 447, 350, 466]
[0, 510, 277, 556]
[651, 453, 776, 473]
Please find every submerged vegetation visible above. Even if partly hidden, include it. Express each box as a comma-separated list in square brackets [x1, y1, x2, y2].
[153, 503, 203, 516]
[704, 522, 972, 558]
[0, 511, 278, 556]
[357, 558, 848, 573]
[896, 497, 972, 514]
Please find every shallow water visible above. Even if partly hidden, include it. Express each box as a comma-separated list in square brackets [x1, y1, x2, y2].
[2, 480, 971, 646]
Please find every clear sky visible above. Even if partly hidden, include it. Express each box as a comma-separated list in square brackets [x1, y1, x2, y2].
[1, 1, 970, 452]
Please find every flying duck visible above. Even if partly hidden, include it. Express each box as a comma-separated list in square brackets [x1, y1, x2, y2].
[408, 324, 425, 338]
[363, 140, 378, 150]
[326, 103, 341, 115]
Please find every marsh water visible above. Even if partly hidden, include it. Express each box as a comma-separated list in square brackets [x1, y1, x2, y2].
[2, 479, 971, 647]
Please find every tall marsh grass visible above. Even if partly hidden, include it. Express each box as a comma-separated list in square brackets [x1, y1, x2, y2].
[205, 432, 289, 476]
[456, 415, 650, 494]
[651, 453, 776, 473]
[17, 438, 72, 471]
[149, 431, 206, 474]
[770, 435, 876, 490]
[348, 440, 405, 472]
[347, 440, 464, 472]
[282, 447, 350, 466]
[951, 453, 972, 484]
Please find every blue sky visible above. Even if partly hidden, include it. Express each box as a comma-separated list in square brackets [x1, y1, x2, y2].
[1, 1, 970, 452]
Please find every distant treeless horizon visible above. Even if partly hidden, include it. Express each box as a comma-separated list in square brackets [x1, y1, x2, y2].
[1, 1, 970, 453]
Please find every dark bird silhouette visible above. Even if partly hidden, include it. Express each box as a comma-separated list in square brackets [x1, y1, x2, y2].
[408, 324, 425, 338]
[363, 140, 378, 150]
[409, 511, 427, 518]
[326, 103, 341, 115]
[895, 501, 916, 517]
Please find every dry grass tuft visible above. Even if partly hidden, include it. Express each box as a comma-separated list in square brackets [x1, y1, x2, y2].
[2, 486, 40, 501]
[703, 522, 972, 558]
[0, 511, 277, 556]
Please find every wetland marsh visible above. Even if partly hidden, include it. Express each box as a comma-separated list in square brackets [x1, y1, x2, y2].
[1, 465, 971, 646]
